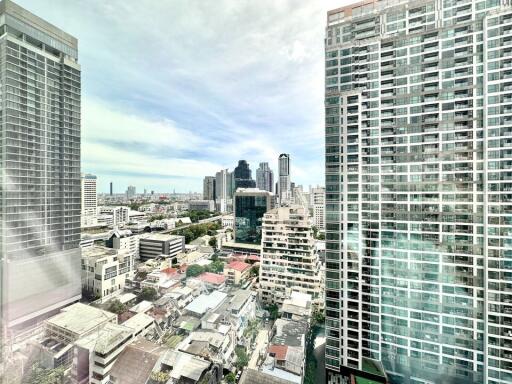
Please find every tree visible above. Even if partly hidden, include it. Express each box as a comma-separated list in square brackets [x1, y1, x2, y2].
[225, 372, 236, 384]
[106, 299, 127, 314]
[208, 260, 224, 273]
[208, 237, 217, 248]
[250, 265, 259, 277]
[138, 287, 158, 302]
[24, 364, 65, 384]
[235, 346, 249, 370]
[267, 304, 279, 320]
[186, 264, 205, 277]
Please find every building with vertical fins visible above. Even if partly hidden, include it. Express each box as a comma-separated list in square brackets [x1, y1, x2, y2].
[325, 1, 512, 383]
[256, 162, 274, 192]
[0, 0, 81, 340]
[203, 175, 216, 201]
[278, 153, 291, 205]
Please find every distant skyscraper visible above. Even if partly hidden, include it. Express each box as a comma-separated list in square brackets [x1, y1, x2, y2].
[234, 188, 273, 244]
[278, 154, 291, 205]
[0, 0, 81, 334]
[81, 174, 97, 216]
[109, 182, 113, 196]
[234, 160, 256, 189]
[256, 162, 274, 192]
[215, 169, 234, 213]
[310, 187, 325, 231]
[325, 1, 512, 384]
[203, 176, 216, 201]
[126, 185, 136, 199]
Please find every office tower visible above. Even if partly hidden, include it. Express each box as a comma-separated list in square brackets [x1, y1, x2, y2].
[0, 0, 81, 336]
[256, 162, 274, 192]
[310, 187, 325, 231]
[278, 154, 291, 205]
[126, 185, 136, 199]
[233, 188, 273, 244]
[109, 182, 113, 196]
[234, 160, 256, 189]
[260, 206, 323, 306]
[203, 175, 216, 201]
[215, 169, 234, 213]
[81, 174, 97, 216]
[325, 1, 512, 384]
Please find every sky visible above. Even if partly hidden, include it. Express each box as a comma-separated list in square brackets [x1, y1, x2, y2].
[19, 0, 348, 193]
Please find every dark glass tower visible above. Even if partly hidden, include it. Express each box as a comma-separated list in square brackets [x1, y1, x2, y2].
[234, 160, 256, 189]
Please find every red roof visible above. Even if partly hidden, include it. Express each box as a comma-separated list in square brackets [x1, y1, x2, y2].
[247, 255, 260, 262]
[269, 345, 288, 361]
[198, 272, 226, 285]
[226, 261, 251, 272]
[161, 267, 177, 277]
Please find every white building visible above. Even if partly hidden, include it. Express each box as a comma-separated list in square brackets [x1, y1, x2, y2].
[221, 214, 234, 229]
[310, 186, 325, 231]
[99, 206, 130, 227]
[81, 246, 135, 301]
[106, 229, 140, 260]
[139, 233, 185, 261]
[188, 200, 216, 212]
[259, 206, 323, 307]
[278, 154, 291, 206]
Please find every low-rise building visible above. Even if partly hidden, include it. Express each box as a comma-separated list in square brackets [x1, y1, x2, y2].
[81, 246, 135, 301]
[224, 260, 251, 285]
[106, 229, 140, 260]
[221, 214, 234, 229]
[139, 233, 185, 261]
[196, 272, 226, 291]
[188, 199, 216, 212]
[99, 206, 130, 226]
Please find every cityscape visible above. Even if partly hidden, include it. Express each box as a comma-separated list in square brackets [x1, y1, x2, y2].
[0, 0, 512, 384]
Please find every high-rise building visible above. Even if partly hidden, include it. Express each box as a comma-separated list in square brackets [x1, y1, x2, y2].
[81, 174, 97, 216]
[234, 188, 273, 244]
[215, 169, 234, 213]
[0, 0, 81, 335]
[234, 160, 256, 189]
[203, 175, 216, 201]
[109, 182, 113, 196]
[256, 162, 274, 192]
[310, 187, 325, 231]
[259, 206, 323, 307]
[278, 154, 291, 205]
[126, 185, 136, 199]
[325, 1, 512, 384]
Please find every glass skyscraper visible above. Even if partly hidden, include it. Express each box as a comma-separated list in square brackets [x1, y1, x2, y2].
[234, 188, 273, 244]
[0, 0, 81, 338]
[325, 1, 512, 383]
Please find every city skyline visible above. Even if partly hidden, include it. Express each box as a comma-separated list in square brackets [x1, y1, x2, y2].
[14, 0, 346, 193]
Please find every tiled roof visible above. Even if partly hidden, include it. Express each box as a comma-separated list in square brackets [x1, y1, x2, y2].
[198, 272, 226, 285]
[226, 261, 251, 272]
[269, 344, 288, 361]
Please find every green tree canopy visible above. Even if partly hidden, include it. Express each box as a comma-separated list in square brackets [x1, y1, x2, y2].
[106, 299, 127, 314]
[137, 287, 158, 302]
[235, 346, 249, 370]
[186, 264, 205, 277]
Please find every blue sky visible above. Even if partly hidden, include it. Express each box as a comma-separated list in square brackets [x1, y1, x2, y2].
[19, 0, 346, 193]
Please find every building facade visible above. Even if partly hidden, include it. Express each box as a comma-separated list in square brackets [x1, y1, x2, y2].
[311, 187, 326, 231]
[139, 233, 185, 261]
[215, 169, 234, 213]
[260, 206, 323, 307]
[256, 162, 274, 192]
[0, 0, 82, 336]
[203, 176, 216, 201]
[325, 1, 512, 383]
[234, 188, 274, 244]
[234, 160, 256, 189]
[278, 154, 291, 205]
[126, 185, 136, 199]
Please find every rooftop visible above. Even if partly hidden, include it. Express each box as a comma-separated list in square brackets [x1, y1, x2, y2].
[226, 260, 251, 272]
[140, 233, 184, 241]
[185, 291, 228, 316]
[161, 349, 211, 382]
[45, 303, 116, 337]
[240, 368, 297, 384]
[198, 272, 226, 285]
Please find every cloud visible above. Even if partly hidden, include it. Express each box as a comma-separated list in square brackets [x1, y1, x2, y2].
[19, 0, 350, 192]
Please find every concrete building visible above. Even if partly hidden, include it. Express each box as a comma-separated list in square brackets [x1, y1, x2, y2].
[221, 214, 235, 229]
[109, 182, 113, 196]
[126, 185, 136, 199]
[81, 246, 135, 301]
[139, 233, 185, 261]
[224, 261, 252, 286]
[106, 229, 140, 260]
[310, 186, 325, 231]
[81, 173, 98, 215]
[203, 176, 216, 201]
[215, 169, 234, 213]
[278, 154, 291, 205]
[325, 1, 512, 383]
[99, 206, 130, 227]
[259, 206, 323, 306]
[0, 0, 82, 336]
[256, 162, 274, 193]
[234, 188, 274, 244]
[188, 199, 216, 212]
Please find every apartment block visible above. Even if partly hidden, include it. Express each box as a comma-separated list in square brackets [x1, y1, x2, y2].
[260, 206, 323, 307]
[139, 233, 185, 261]
[325, 1, 512, 383]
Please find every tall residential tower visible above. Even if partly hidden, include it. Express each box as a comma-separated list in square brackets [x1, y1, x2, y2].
[256, 162, 274, 192]
[0, 0, 81, 336]
[325, 1, 512, 383]
[278, 153, 291, 205]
